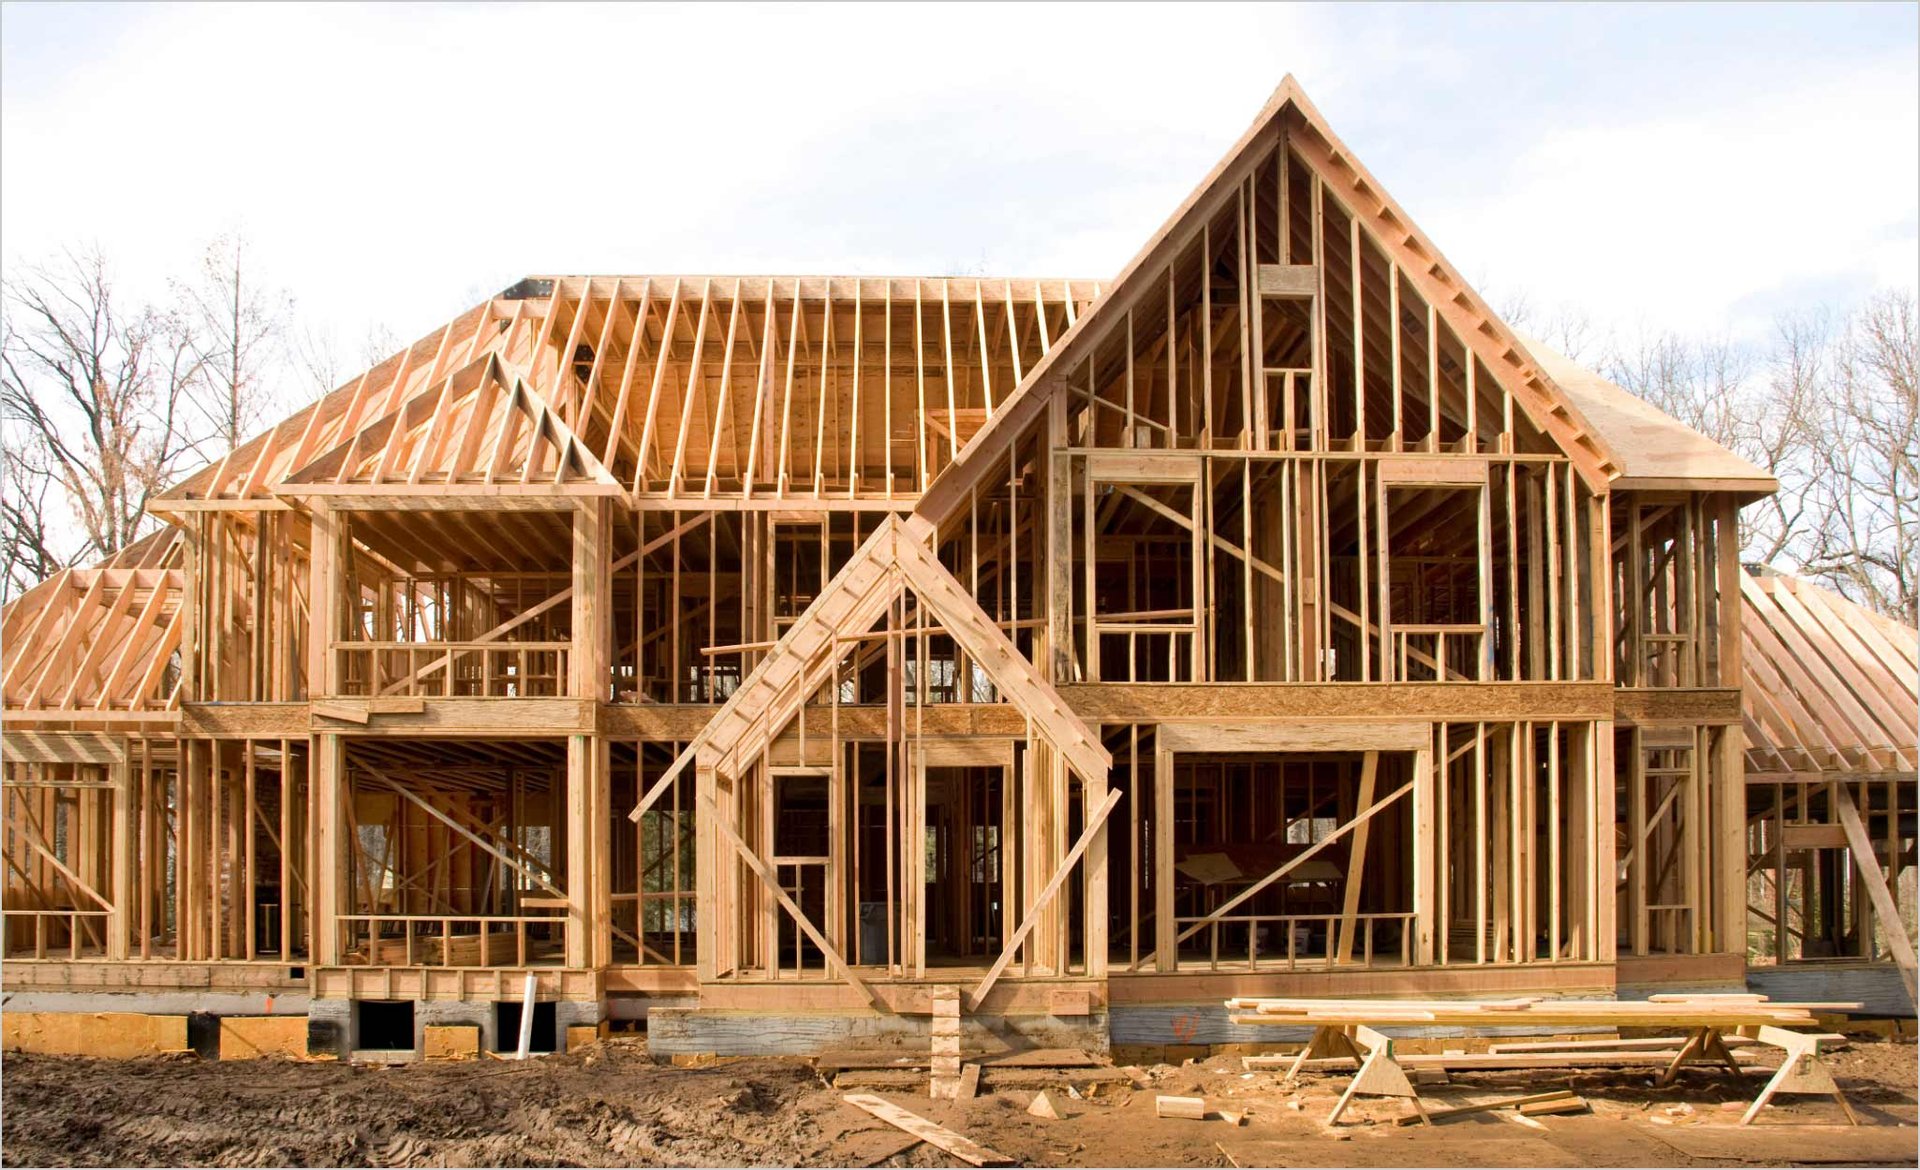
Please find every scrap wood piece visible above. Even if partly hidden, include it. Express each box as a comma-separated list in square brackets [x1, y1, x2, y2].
[1517, 1096, 1588, 1117]
[842, 1093, 1014, 1167]
[986, 1067, 1133, 1090]
[959, 1062, 982, 1098]
[1390, 1089, 1572, 1125]
[1156, 1095, 1207, 1120]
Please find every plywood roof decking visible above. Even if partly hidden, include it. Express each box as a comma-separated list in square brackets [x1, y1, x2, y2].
[1741, 571, 1918, 780]
[1521, 336, 1776, 496]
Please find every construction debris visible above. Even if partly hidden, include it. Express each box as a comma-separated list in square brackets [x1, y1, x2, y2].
[1393, 1089, 1578, 1126]
[1156, 1095, 1208, 1120]
[1518, 1096, 1589, 1117]
[842, 1093, 1013, 1167]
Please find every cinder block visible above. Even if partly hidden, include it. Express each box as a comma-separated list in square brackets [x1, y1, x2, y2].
[930, 1033, 962, 1056]
[423, 1024, 481, 1061]
[218, 1016, 308, 1060]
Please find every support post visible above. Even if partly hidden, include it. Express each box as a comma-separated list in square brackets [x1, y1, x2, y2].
[312, 733, 346, 966]
[107, 753, 130, 960]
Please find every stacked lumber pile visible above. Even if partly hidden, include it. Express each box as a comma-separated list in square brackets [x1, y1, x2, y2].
[1226, 992, 1857, 1030]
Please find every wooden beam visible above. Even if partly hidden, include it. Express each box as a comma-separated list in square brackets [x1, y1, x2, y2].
[967, 786, 1121, 1010]
[1834, 783, 1917, 999]
[1335, 751, 1380, 962]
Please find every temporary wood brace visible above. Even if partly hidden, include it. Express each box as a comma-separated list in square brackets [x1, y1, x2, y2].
[699, 792, 882, 1011]
[1834, 784, 1918, 1000]
[967, 787, 1121, 1010]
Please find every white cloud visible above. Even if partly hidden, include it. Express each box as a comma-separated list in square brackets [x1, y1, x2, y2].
[2, 0, 1913, 399]
[1418, 59, 1919, 341]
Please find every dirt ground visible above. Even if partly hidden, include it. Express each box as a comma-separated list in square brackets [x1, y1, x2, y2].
[2, 1037, 1915, 1168]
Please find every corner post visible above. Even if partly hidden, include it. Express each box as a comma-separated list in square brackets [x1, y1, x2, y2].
[312, 732, 346, 966]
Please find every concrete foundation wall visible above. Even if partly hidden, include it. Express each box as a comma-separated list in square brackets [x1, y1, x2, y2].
[646, 1008, 1110, 1057]
[1747, 963, 1915, 1018]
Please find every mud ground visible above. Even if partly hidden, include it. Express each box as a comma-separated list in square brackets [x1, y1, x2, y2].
[2, 1037, 1915, 1167]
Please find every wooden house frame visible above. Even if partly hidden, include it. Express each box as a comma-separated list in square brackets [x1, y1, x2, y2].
[4, 77, 1911, 1054]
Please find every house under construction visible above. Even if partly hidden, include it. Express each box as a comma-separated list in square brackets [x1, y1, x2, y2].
[4, 77, 1913, 1058]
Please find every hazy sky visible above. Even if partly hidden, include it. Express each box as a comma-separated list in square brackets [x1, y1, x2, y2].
[3, 1, 1915, 402]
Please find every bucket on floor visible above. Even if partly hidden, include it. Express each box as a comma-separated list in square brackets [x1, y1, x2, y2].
[858, 902, 887, 965]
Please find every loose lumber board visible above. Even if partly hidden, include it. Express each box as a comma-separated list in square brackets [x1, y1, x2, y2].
[1215, 1136, 1583, 1168]
[832, 1128, 924, 1168]
[1392, 1089, 1572, 1125]
[818, 1046, 1101, 1072]
[1285, 1052, 1773, 1072]
[984, 1047, 1104, 1068]
[1645, 1123, 1920, 1165]
[835, 1067, 1132, 1091]
[842, 1094, 1014, 1167]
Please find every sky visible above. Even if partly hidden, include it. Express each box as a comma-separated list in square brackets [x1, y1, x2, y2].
[3, 1, 1916, 410]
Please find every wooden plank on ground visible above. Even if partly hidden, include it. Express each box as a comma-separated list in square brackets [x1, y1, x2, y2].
[1646, 1124, 1919, 1164]
[815, 1050, 932, 1072]
[982, 1047, 1103, 1068]
[841, 1094, 1014, 1167]
[1392, 1089, 1572, 1125]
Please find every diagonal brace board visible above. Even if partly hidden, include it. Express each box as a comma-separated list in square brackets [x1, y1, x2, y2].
[370, 771, 564, 899]
[967, 787, 1122, 1011]
[372, 769, 669, 963]
[699, 792, 884, 1012]
[1833, 783, 1918, 1000]
[1133, 776, 1416, 969]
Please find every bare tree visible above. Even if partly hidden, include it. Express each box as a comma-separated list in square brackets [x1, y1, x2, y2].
[0, 432, 64, 601]
[175, 232, 291, 453]
[0, 246, 204, 583]
[1498, 291, 1601, 364]
[1800, 291, 1918, 624]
